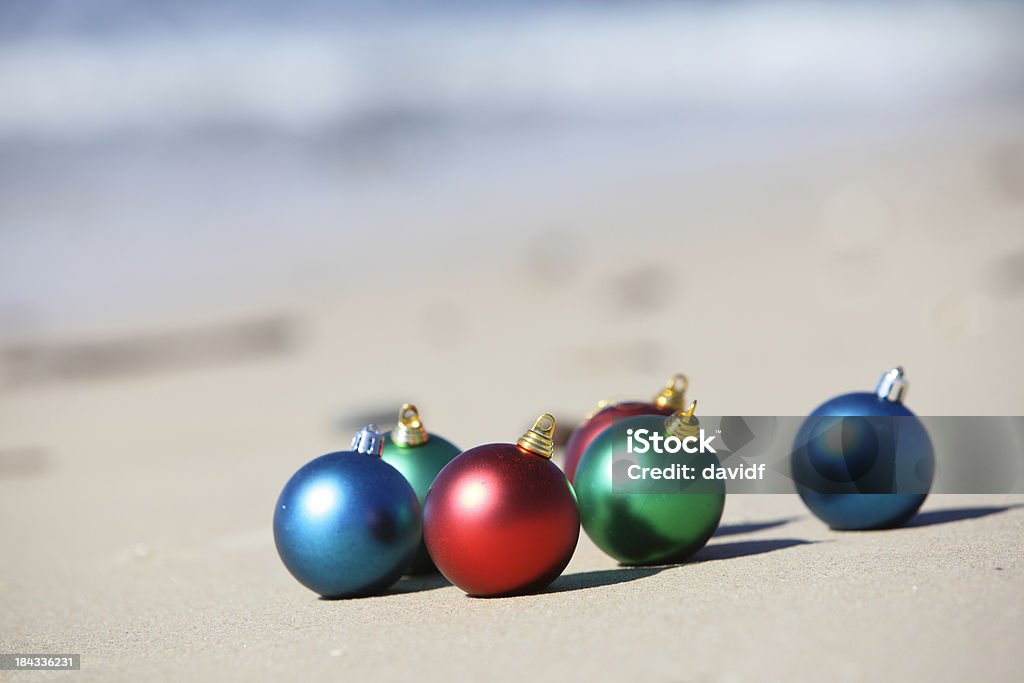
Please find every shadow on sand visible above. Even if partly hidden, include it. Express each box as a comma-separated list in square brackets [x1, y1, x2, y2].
[545, 537, 816, 594]
[714, 517, 799, 537]
[906, 504, 1021, 528]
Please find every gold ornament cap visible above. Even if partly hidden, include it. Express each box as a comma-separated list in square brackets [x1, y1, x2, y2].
[391, 404, 430, 447]
[517, 413, 556, 459]
[653, 373, 689, 411]
[664, 401, 700, 439]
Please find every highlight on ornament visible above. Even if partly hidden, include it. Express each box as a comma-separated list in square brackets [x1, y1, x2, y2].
[422, 412, 580, 597]
[273, 423, 422, 598]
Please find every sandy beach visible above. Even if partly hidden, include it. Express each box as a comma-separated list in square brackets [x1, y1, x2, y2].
[2, 3, 1024, 678]
[3, 107, 1024, 679]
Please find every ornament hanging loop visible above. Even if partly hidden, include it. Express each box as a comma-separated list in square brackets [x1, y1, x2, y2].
[653, 373, 689, 411]
[665, 400, 700, 439]
[517, 413, 556, 459]
[393, 403, 430, 447]
[351, 423, 384, 457]
[875, 366, 908, 403]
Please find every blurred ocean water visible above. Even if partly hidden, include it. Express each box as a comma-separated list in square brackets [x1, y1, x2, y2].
[1, 1, 1023, 336]
[2, 1, 1022, 139]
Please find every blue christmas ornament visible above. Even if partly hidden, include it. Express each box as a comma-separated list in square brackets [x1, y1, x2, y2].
[273, 424, 422, 598]
[791, 367, 934, 530]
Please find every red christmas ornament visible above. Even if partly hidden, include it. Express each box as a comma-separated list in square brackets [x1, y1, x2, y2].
[423, 414, 579, 597]
[563, 373, 689, 482]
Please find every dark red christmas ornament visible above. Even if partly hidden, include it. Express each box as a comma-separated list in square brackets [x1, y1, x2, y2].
[423, 414, 580, 597]
[563, 373, 689, 482]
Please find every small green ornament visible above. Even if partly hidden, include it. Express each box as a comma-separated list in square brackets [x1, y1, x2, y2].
[382, 404, 461, 574]
[574, 402, 725, 566]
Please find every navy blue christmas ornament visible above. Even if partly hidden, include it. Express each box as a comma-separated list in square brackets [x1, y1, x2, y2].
[791, 367, 934, 530]
[273, 424, 422, 598]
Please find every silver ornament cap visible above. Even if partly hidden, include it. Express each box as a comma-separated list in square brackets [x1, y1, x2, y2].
[875, 366, 909, 403]
[350, 423, 384, 457]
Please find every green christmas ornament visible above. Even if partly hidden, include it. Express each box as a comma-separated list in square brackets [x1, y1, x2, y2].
[574, 402, 725, 566]
[382, 404, 461, 574]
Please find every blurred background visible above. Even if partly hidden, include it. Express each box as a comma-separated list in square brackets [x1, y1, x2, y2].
[2, 0, 1024, 424]
[2, 0, 1024, 489]
[2, 1, 1024, 680]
